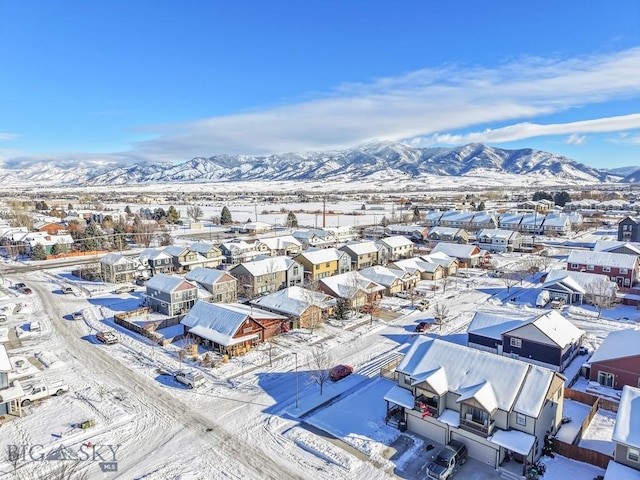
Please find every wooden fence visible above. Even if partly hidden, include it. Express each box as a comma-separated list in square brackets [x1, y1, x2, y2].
[564, 387, 619, 413]
[553, 440, 612, 469]
[114, 308, 184, 346]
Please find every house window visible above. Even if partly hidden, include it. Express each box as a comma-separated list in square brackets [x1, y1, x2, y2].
[571, 264, 578, 269]
[621, 268, 629, 274]
[586, 265, 594, 271]
[603, 266, 611, 273]
[598, 371, 615, 388]
[510, 338, 522, 348]
[516, 413, 526, 426]
[470, 407, 488, 425]
[628, 448, 640, 463]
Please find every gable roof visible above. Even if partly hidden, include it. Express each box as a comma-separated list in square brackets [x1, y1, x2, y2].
[181, 301, 259, 346]
[188, 242, 221, 255]
[397, 337, 555, 417]
[542, 269, 617, 294]
[358, 265, 404, 287]
[588, 329, 640, 364]
[431, 242, 479, 258]
[185, 266, 234, 285]
[296, 248, 345, 264]
[567, 250, 638, 269]
[146, 273, 196, 292]
[100, 252, 136, 265]
[341, 241, 379, 255]
[250, 286, 335, 316]
[231, 256, 296, 276]
[594, 240, 640, 255]
[320, 272, 385, 299]
[257, 235, 302, 250]
[139, 248, 172, 261]
[612, 386, 640, 449]
[377, 235, 414, 248]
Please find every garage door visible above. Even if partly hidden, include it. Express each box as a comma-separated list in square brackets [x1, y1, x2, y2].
[450, 431, 498, 467]
[407, 414, 447, 445]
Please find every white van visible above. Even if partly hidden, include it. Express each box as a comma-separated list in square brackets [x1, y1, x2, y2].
[174, 369, 206, 389]
[536, 290, 550, 307]
[29, 322, 41, 332]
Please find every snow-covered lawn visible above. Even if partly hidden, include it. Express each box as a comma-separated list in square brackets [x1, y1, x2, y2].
[541, 454, 605, 480]
[556, 399, 592, 444]
[579, 408, 617, 456]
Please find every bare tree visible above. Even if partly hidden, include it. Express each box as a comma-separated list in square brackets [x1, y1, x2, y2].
[501, 274, 518, 293]
[307, 346, 333, 395]
[441, 275, 455, 294]
[433, 303, 450, 332]
[585, 278, 618, 319]
[187, 205, 204, 223]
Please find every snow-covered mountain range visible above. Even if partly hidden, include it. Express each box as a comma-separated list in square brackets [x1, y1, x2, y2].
[0, 142, 627, 186]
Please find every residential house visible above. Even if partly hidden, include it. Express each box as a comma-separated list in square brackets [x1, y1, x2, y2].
[603, 461, 640, 480]
[292, 229, 337, 249]
[34, 221, 67, 235]
[185, 267, 237, 303]
[164, 245, 204, 273]
[0, 344, 23, 417]
[229, 256, 303, 298]
[619, 217, 640, 243]
[476, 229, 522, 253]
[145, 273, 198, 316]
[438, 211, 476, 229]
[541, 269, 617, 305]
[188, 242, 225, 269]
[611, 386, 640, 472]
[23, 232, 75, 255]
[340, 241, 380, 270]
[542, 214, 572, 236]
[390, 257, 445, 281]
[181, 301, 287, 356]
[231, 221, 274, 235]
[386, 225, 428, 242]
[426, 227, 469, 246]
[249, 286, 336, 329]
[319, 271, 385, 310]
[359, 265, 411, 296]
[384, 337, 564, 469]
[294, 248, 351, 281]
[139, 249, 173, 276]
[424, 210, 445, 227]
[467, 212, 498, 232]
[376, 236, 415, 261]
[254, 235, 303, 257]
[567, 250, 639, 288]
[420, 252, 459, 277]
[467, 311, 585, 372]
[100, 253, 144, 284]
[594, 240, 640, 257]
[431, 243, 487, 268]
[498, 213, 524, 231]
[586, 329, 640, 389]
[219, 240, 260, 265]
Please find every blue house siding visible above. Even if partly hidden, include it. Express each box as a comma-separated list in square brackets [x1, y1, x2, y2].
[503, 336, 561, 367]
[468, 333, 500, 350]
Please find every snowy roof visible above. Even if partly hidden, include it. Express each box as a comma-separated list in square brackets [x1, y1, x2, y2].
[320, 272, 385, 299]
[594, 240, 640, 255]
[231, 256, 295, 276]
[431, 242, 479, 258]
[0, 344, 10, 372]
[523, 311, 585, 349]
[378, 235, 414, 248]
[567, 250, 638, 269]
[388, 224, 424, 233]
[383, 385, 415, 409]
[257, 235, 302, 250]
[297, 248, 344, 264]
[100, 252, 134, 265]
[411, 367, 448, 395]
[438, 409, 460, 427]
[468, 312, 524, 341]
[542, 215, 570, 227]
[393, 258, 442, 274]
[139, 248, 172, 261]
[0, 380, 24, 402]
[489, 429, 536, 456]
[185, 267, 233, 285]
[543, 268, 616, 295]
[358, 266, 403, 287]
[164, 245, 190, 257]
[612, 386, 640, 448]
[428, 226, 464, 236]
[341, 241, 379, 255]
[604, 461, 640, 480]
[457, 381, 498, 414]
[188, 242, 219, 255]
[397, 337, 555, 417]
[250, 286, 335, 316]
[181, 301, 281, 346]
[477, 229, 516, 240]
[588, 329, 640, 364]
[420, 253, 457, 268]
[146, 274, 196, 292]
[440, 211, 475, 222]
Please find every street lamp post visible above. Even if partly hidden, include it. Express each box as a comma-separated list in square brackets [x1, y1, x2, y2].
[293, 352, 299, 409]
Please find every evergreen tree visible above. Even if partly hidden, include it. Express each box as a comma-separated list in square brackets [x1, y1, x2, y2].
[67, 203, 73, 211]
[477, 201, 486, 211]
[166, 205, 180, 224]
[334, 298, 348, 320]
[220, 206, 233, 225]
[412, 206, 421, 222]
[286, 211, 298, 228]
[30, 243, 47, 261]
[82, 222, 102, 251]
[124, 205, 132, 215]
[153, 207, 167, 221]
[380, 216, 389, 227]
[554, 190, 571, 207]
[50, 242, 67, 256]
[532, 191, 553, 201]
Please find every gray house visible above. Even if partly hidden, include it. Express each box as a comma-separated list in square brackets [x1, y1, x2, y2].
[99, 253, 144, 284]
[185, 267, 238, 303]
[0, 344, 23, 416]
[145, 273, 198, 316]
[612, 386, 640, 472]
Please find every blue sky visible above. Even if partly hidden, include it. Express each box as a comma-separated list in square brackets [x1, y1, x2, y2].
[1, 1, 640, 169]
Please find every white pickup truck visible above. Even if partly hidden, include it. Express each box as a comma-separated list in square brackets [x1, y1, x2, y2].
[21, 381, 69, 406]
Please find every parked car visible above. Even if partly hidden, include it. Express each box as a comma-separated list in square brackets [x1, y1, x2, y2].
[0, 314, 7, 324]
[61, 286, 74, 295]
[29, 321, 41, 332]
[96, 331, 118, 345]
[14, 282, 26, 291]
[417, 299, 430, 311]
[71, 311, 84, 321]
[329, 364, 353, 382]
[174, 369, 206, 389]
[550, 297, 566, 309]
[426, 439, 468, 480]
[415, 321, 431, 332]
[21, 380, 69, 406]
[114, 285, 135, 294]
[536, 290, 550, 308]
[22, 287, 33, 295]
[395, 291, 411, 299]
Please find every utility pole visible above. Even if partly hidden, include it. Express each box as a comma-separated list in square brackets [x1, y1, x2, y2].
[293, 352, 299, 408]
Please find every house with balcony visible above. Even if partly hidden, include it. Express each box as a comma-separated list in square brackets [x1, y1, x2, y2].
[609, 386, 640, 474]
[139, 248, 173, 276]
[359, 265, 411, 296]
[219, 240, 260, 265]
[254, 235, 303, 257]
[431, 243, 488, 268]
[292, 229, 337, 249]
[619, 217, 640, 243]
[229, 256, 303, 298]
[376, 236, 414, 262]
[188, 242, 225, 269]
[567, 250, 639, 288]
[99, 253, 145, 284]
[476, 229, 522, 253]
[163, 245, 206, 273]
[390, 257, 445, 281]
[541, 269, 617, 305]
[294, 248, 351, 281]
[586, 329, 640, 390]
[1, 344, 23, 417]
[386, 225, 428, 242]
[340, 241, 380, 270]
[383, 337, 564, 469]
[249, 286, 336, 329]
[185, 267, 237, 303]
[145, 274, 198, 316]
[467, 310, 585, 372]
[426, 227, 469, 246]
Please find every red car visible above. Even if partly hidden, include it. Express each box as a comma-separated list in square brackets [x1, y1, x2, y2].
[415, 321, 431, 332]
[329, 365, 353, 382]
[22, 287, 33, 295]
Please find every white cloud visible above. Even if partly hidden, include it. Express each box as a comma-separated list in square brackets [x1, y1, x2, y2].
[609, 132, 640, 146]
[0, 132, 20, 142]
[126, 47, 640, 159]
[565, 134, 587, 145]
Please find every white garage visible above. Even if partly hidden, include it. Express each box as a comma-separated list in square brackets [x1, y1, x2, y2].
[407, 413, 447, 445]
[450, 430, 498, 467]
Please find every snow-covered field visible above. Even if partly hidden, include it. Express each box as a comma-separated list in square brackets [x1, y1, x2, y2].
[0, 241, 633, 479]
